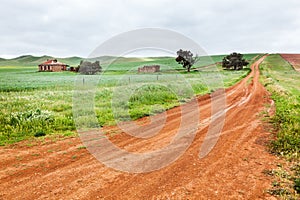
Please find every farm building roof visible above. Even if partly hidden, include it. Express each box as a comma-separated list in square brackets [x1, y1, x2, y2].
[39, 59, 67, 66]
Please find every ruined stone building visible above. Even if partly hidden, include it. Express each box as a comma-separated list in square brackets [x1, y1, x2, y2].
[138, 65, 160, 73]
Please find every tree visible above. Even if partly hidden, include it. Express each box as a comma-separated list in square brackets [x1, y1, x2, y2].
[78, 60, 102, 75]
[222, 52, 249, 70]
[175, 49, 198, 72]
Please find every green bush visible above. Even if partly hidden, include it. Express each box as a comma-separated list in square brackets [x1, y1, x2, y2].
[294, 178, 300, 193]
[34, 131, 46, 137]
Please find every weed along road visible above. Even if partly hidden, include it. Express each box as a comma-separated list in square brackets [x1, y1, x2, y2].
[0, 56, 278, 199]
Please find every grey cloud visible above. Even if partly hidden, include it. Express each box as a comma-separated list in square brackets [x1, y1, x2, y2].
[0, 0, 299, 58]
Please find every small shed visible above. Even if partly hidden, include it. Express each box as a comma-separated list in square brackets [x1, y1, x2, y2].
[38, 59, 67, 72]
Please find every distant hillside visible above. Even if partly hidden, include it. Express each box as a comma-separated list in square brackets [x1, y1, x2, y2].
[0, 55, 84, 67]
[0, 54, 260, 67]
[0, 55, 173, 67]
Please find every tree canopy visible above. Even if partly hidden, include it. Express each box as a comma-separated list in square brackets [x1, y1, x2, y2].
[222, 52, 249, 70]
[175, 49, 198, 72]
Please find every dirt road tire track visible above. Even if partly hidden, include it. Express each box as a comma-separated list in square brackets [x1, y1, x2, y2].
[0, 56, 278, 199]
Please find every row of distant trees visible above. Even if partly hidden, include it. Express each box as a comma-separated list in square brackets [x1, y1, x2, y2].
[175, 50, 249, 72]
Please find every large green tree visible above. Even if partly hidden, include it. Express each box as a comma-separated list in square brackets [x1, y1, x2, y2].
[175, 49, 198, 72]
[222, 52, 249, 70]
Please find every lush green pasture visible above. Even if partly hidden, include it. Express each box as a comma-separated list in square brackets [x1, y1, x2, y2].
[260, 54, 300, 159]
[0, 55, 258, 145]
[260, 54, 300, 197]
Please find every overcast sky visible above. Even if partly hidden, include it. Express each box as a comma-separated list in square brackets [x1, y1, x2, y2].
[1, 0, 300, 58]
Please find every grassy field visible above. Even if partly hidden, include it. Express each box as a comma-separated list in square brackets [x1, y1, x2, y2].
[0, 54, 259, 145]
[260, 54, 300, 198]
[260, 54, 300, 160]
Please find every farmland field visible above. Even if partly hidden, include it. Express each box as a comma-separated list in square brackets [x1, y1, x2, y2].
[260, 54, 300, 159]
[0, 54, 259, 145]
[260, 54, 300, 198]
[4, 53, 299, 199]
[1, 54, 281, 199]
[281, 54, 300, 72]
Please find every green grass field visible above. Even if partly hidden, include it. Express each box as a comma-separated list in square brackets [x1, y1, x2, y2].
[260, 54, 300, 198]
[0, 54, 259, 145]
[260, 54, 300, 160]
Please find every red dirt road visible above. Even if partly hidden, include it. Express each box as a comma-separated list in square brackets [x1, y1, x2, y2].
[281, 54, 300, 71]
[0, 56, 278, 199]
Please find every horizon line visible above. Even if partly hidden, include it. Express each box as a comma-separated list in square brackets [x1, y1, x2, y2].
[0, 52, 277, 60]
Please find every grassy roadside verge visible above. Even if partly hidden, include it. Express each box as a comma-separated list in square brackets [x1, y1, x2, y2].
[260, 54, 300, 199]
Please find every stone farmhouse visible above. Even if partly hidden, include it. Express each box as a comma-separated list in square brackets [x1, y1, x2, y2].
[38, 59, 68, 72]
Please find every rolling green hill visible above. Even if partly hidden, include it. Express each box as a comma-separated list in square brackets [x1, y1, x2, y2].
[0, 55, 83, 67]
[0, 53, 260, 68]
[0, 55, 163, 67]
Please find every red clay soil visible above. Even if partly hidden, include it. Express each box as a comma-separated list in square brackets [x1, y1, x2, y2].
[0, 56, 278, 200]
[281, 54, 300, 71]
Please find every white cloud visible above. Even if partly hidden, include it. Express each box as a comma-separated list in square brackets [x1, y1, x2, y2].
[0, 0, 300, 58]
